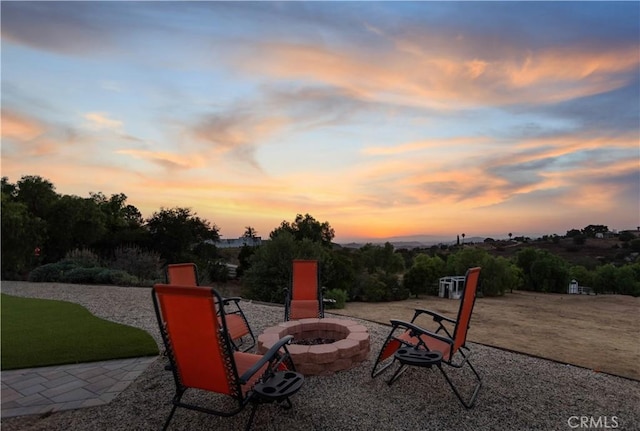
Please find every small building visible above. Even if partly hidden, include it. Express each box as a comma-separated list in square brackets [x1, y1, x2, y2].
[205, 237, 262, 249]
[568, 279, 579, 294]
[439, 276, 466, 299]
[568, 279, 592, 295]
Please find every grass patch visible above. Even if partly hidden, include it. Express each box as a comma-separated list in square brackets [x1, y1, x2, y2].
[1, 293, 158, 370]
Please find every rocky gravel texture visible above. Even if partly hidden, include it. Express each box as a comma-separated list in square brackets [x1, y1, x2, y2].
[2, 281, 639, 431]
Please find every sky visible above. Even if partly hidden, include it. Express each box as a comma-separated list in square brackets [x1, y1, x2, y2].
[1, 1, 639, 243]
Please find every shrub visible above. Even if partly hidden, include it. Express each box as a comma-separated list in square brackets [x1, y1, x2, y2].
[206, 261, 230, 283]
[111, 246, 162, 283]
[324, 288, 347, 309]
[64, 248, 100, 267]
[359, 273, 387, 302]
[105, 269, 138, 286]
[62, 267, 104, 284]
[357, 271, 408, 302]
[28, 263, 64, 282]
[28, 261, 78, 282]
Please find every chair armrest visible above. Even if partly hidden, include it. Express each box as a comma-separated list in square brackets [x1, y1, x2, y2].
[239, 335, 294, 384]
[413, 308, 457, 325]
[221, 296, 242, 305]
[389, 319, 453, 346]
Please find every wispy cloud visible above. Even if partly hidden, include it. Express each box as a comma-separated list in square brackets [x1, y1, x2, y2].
[1, 1, 637, 239]
[83, 112, 123, 131]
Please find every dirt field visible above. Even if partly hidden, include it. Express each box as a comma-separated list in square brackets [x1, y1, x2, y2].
[328, 290, 640, 381]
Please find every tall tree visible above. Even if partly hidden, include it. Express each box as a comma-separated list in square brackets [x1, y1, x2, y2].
[14, 175, 59, 219]
[1, 192, 47, 277]
[243, 226, 258, 239]
[145, 207, 219, 263]
[270, 213, 335, 246]
[45, 195, 107, 261]
[582, 224, 609, 238]
[91, 192, 147, 253]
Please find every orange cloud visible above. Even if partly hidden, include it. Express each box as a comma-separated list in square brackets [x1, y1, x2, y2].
[1, 109, 46, 141]
[235, 39, 639, 109]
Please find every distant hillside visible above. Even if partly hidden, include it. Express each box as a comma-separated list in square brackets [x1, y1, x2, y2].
[340, 236, 485, 249]
[478, 237, 638, 266]
[340, 235, 639, 266]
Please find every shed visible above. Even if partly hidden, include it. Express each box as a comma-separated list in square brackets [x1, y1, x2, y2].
[439, 276, 466, 299]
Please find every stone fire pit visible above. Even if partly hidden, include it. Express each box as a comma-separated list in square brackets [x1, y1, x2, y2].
[257, 318, 370, 376]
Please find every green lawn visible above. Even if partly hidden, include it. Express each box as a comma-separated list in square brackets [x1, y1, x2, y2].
[1, 293, 159, 370]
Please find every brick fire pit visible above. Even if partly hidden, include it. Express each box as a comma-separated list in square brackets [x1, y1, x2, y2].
[257, 318, 370, 376]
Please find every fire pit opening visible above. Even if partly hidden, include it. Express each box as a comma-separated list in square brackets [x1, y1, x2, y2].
[258, 318, 370, 376]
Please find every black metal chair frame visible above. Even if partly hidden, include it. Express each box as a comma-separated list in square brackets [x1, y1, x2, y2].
[371, 267, 483, 408]
[153, 285, 303, 430]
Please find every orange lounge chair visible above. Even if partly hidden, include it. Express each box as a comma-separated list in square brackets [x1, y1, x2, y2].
[152, 284, 303, 431]
[166, 263, 255, 352]
[284, 259, 324, 321]
[371, 267, 483, 408]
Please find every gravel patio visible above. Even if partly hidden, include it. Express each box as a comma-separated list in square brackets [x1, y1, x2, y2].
[2, 281, 639, 431]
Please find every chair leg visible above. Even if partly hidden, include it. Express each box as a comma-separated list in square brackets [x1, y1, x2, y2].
[162, 404, 179, 431]
[437, 360, 482, 409]
[244, 403, 260, 431]
[386, 362, 408, 386]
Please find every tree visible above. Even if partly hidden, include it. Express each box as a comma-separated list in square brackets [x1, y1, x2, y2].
[270, 213, 335, 246]
[145, 207, 219, 263]
[91, 192, 147, 253]
[357, 242, 404, 275]
[242, 231, 328, 303]
[569, 265, 595, 290]
[593, 264, 617, 294]
[529, 253, 570, 293]
[1, 192, 47, 278]
[446, 247, 487, 275]
[480, 255, 521, 296]
[243, 226, 258, 239]
[582, 224, 608, 238]
[45, 195, 107, 261]
[566, 229, 582, 238]
[403, 254, 445, 297]
[14, 175, 58, 219]
[515, 247, 543, 290]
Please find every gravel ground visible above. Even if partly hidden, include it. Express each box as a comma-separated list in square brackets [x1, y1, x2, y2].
[2, 281, 639, 431]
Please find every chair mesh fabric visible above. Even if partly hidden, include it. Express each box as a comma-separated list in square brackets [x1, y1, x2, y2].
[290, 300, 320, 320]
[166, 263, 198, 285]
[381, 331, 453, 362]
[156, 285, 235, 396]
[233, 352, 270, 396]
[452, 267, 481, 352]
[167, 263, 252, 342]
[292, 260, 319, 301]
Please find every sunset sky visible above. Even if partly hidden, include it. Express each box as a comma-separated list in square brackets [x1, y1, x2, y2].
[2, 2, 639, 243]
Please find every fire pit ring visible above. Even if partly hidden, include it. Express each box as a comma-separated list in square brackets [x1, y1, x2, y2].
[258, 318, 370, 376]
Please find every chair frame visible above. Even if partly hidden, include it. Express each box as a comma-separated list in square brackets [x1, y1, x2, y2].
[165, 263, 256, 352]
[153, 284, 302, 431]
[284, 259, 324, 321]
[371, 267, 483, 408]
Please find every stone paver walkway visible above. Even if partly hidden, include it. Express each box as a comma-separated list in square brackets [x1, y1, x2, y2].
[1, 356, 157, 418]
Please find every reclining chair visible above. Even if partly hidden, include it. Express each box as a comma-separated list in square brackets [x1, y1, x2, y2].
[166, 263, 255, 352]
[371, 267, 482, 408]
[153, 284, 304, 431]
[284, 259, 324, 321]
